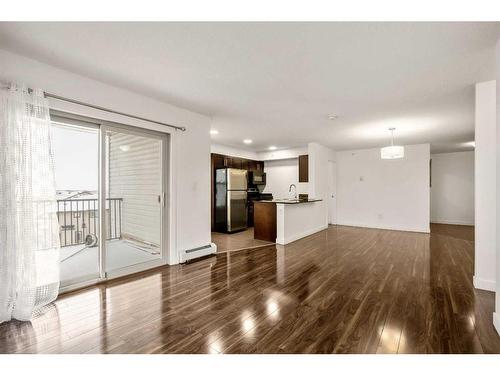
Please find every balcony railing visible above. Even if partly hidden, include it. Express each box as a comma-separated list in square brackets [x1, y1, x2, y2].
[57, 198, 122, 247]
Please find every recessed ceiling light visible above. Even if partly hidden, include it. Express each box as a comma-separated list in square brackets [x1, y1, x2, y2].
[210, 129, 218, 135]
[243, 139, 252, 144]
[328, 114, 338, 120]
[269, 146, 277, 150]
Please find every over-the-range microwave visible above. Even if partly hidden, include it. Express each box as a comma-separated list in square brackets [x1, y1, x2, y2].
[249, 171, 266, 185]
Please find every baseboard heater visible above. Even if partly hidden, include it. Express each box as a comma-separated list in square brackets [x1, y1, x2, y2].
[180, 243, 217, 262]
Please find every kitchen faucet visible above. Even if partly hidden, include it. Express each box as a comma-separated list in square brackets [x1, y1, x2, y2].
[289, 184, 297, 200]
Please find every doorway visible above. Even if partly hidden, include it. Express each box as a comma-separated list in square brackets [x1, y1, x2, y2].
[51, 113, 169, 291]
[327, 160, 337, 225]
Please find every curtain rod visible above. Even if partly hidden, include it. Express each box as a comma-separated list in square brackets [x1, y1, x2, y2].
[1, 83, 187, 132]
[45, 92, 186, 132]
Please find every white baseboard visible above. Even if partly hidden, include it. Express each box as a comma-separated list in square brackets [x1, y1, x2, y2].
[180, 243, 216, 262]
[278, 224, 328, 245]
[473, 276, 496, 292]
[335, 221, 430, 234]
[494, 313, 500, 336]
[430, 219, 474, 226]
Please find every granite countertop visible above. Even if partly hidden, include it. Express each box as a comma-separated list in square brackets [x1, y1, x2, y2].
[256, 199, 323, 204]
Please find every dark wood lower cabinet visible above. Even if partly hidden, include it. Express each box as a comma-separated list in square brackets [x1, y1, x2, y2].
[253, 202, 276, 242]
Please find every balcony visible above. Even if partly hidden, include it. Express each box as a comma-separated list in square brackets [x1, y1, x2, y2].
[55, 196, 161, 283]
[56, 197, 122, 247]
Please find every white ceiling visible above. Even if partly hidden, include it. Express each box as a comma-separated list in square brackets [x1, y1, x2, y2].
[0, 22, 499, 153]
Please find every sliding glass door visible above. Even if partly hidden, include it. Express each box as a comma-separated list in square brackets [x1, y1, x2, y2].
[51, 117, 101, 288]
[50, 113, 168, 290]
[102, 125, 166, 276]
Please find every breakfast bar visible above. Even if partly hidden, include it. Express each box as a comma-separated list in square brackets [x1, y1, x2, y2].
[254, 199, 326, 245]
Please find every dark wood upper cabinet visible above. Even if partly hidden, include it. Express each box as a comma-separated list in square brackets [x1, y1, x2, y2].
[211, 153, 265, 230]
[233, 158, 242, 169]
[298, 154, 309, 182]
[248, 160, 256, 171]
[212, 154, 225, 169]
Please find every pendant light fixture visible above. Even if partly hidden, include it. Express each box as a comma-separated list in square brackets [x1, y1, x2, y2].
[380, 127, 404, 159]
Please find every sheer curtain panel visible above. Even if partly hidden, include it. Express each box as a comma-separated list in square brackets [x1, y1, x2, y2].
[0, 83, 60, 322]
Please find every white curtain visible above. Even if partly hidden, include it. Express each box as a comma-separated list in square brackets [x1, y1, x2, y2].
[0, 83, 60, 323]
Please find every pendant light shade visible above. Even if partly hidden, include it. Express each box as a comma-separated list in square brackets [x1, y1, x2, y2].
[381, 145, 405, 159]
[381, 128, 404, 159]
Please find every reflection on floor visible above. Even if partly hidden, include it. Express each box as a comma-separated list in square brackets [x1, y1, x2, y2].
[429, 223, 474, 241]
[211, 227, 273, 252]
[60, 239, 160, 282]
[2, 224, 500, 353]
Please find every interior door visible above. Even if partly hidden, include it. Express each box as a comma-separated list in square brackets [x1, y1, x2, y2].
[328, 160, 337, 225]
[102, 125, 167, 276]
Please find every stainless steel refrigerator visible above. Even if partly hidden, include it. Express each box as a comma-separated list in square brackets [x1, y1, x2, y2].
[215, 168, 248, 232]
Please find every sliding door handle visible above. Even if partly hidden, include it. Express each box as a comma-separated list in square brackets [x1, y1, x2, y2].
[158, 192, 166, 207]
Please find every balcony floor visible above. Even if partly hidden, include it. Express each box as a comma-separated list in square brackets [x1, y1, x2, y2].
[60, 239, 161, 283]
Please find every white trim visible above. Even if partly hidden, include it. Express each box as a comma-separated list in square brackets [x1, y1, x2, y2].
[168, 131, 178, 265]
[493, 312, 500, 336]
[431, 219, 474, 226]
[335, 221, 430, 234]
[59, 258, 168, 294]
[473, 276, 496, 291]
[105, 258, 166, 280]
[59, 277, 101, 294]
[276, 224, 328, 245]
[52, 109, 176, 292]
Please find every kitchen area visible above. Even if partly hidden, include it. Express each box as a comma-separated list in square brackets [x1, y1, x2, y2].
[211, 151, 328, 253]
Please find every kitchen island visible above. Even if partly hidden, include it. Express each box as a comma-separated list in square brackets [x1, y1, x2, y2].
[254, 199, 326, 245]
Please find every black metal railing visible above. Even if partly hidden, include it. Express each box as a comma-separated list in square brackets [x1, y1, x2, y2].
[57, 198, 122, 247]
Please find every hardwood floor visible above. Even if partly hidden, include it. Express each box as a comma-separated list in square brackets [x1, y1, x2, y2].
[1, 224, 499, 354]
[212, 227, 273, 253]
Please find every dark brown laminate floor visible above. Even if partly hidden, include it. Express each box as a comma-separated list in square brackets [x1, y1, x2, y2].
[212, 227, 273, 253]
[1, 224, 499, 354]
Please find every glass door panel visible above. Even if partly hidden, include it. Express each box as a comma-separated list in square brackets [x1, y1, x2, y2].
[103, 127, 164, 273]
[50, 119, 100, 287]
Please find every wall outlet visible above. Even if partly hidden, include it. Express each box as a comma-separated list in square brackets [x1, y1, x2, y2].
[359, 176, 364, 182]
[378, 213, 383, 220]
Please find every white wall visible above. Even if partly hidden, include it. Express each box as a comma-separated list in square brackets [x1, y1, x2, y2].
[336, 144, 430, 233]
[210, 143, 258, 160]
[262, 158, 308, 199]
[430, 152, 474, 226]
[475, 80, 497, 292]
[257, 146, 308, 161]
[0, 48, 211, 265]
[308, 142, 336, 199]
[211, 143, 307, 162]
[307, 142, 336, 226]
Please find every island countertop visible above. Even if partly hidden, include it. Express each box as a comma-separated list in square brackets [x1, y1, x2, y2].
[253, 199, 327, 244]
[257, 199, 323, 204]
